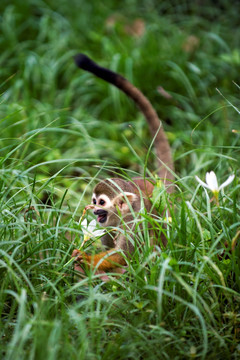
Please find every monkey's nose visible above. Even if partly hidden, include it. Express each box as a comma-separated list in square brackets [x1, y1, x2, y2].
[93, 209, 107, 216]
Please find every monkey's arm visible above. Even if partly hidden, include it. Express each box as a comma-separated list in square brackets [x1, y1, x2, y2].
[100, 233, 115, 249]
[72, 249, 126, 271]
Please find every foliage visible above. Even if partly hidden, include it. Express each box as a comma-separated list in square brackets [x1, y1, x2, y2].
[0, 1, 240, 359]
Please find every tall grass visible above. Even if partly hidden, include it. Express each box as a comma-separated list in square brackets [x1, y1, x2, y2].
[1, 1, 240, 359]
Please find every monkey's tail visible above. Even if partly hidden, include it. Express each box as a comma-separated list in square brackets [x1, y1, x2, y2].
[74, 54, 174, 188]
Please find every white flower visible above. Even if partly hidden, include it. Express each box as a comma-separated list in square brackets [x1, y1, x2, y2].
[195, 171, 235, 195]
[81, 219, 105, 240]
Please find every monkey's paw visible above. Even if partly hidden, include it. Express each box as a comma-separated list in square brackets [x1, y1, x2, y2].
[71, 249, 89, 264]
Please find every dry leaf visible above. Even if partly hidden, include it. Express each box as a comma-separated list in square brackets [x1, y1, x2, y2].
[157, 86, 173, 100]
[182, 35, 199, 53]
[125, 19, 145, 38]
[105, 14, 123, 29]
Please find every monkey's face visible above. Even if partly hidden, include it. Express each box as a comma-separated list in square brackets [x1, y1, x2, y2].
[91, 193, 119, 227]
[91, 191, 137, 228]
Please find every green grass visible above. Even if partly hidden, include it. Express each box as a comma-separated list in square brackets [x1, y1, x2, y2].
[1, 0, 240, 359]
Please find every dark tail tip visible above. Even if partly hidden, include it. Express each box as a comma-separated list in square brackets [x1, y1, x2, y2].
[74, 53, 120, 85]
[74, 53, 97, 71]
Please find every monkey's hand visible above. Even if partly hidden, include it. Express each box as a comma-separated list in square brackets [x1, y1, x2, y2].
[71, 249, 126, 271]
[71, 249, 90, 265]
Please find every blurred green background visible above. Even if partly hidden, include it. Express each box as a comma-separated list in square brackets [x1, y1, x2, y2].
[1, 0, 240, 195]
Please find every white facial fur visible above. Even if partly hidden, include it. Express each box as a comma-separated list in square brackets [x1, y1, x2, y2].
[92, 193, 112, 209]
[91, 193, 113, 227]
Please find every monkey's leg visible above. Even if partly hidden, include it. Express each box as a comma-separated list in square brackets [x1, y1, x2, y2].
[72, 249, 126, 271]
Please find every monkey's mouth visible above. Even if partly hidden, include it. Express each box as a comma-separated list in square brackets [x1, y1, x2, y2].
[94, 209, 108, 224]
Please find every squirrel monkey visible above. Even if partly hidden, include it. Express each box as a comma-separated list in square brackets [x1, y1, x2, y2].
[72, 54, 174, 272]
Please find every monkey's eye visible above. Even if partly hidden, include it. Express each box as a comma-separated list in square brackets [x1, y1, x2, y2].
[92, 199, 97, 205]
[99, 199, 105, 206]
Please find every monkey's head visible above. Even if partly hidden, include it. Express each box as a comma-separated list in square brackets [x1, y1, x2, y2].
[91, 179, 138, 227]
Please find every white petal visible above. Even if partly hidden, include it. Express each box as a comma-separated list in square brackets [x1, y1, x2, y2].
[89, 219, 96, 226]
[206, 171, 218, 191]
[81, 220, 88, 235]
[81, 218, 87, 227]
[219, 174, 235, 190]
[82, 228, 88, 236]
[195, 176, 211, 190]
[88, 219, 97, 232]
[93, 229, 105, 237]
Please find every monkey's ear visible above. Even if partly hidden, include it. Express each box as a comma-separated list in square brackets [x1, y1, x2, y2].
[115, 192, 137, 213]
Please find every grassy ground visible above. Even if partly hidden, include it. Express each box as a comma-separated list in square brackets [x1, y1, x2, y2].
[0, 1, 240, 359]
